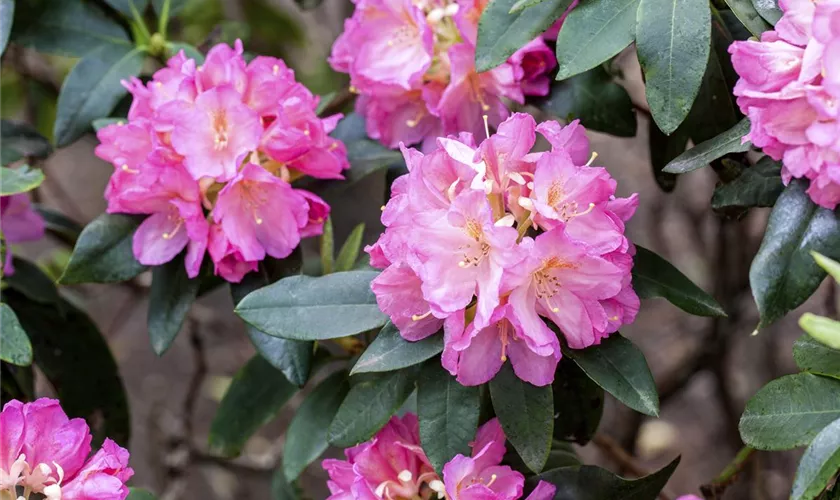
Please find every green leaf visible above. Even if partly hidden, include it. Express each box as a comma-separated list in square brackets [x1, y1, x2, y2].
[647, 120, 686, 192]
[489, 363, 554, 473]
[350, 322, 443, 375]
[553, 0, 640, 80]
[793, 334, 840, 379]
[663, 118, 751, 174]
[476, 0, 574, 72]
[92, 118, 126, 132]
[235, 270, 387, 341]
[683, 34, 738, 145]
[4, 257, 60, 305]
[344, 140, 404, 185]
[552, 358, 604, 444]
[740, 373, 840, 450]
[813, 251, 840, 283]
[320, 217, 334, 274]
[792, 417, 840, 500]
[209, 355, 298, 457]
[152, 0, 189, 16]
[632, 245, 726, 317]
[0, 303, 32, 366]
[5, 291, 131, 445]
[724, 0, 771, 36]
[283, 370, 349, 481]
[335, 223, 366, 272]
[565, 334, 659, 417]
[35, 205, 83, 246]
[54, 44, 146, 147]
[0, 166, 44, 195]
[1, 120, 52, 164]
[0, 0, 13, 56]
[527, 456, 680, 500]
[103, 0, 150, 17]
[750, 180, 840, 328]
[148, 257, 200, 355]
[328, 368, 418, 447]
[800, 313, 840, 352]
[636, 0, 711, 134]
[751, 0, 781, 25]
[271, 466, 300, 500]
[126, 488, 157, 500]
[418, 360, 481, 474]
[60, 213, 147, 285]
[711, 157, 783, 210]
[540, 66, 636, 137]
[11, 0, 130, 57]
[166, 42, 204, 63]
[510, 0, 546, 12]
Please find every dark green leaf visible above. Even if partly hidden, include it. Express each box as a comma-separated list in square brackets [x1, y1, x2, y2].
[166, 42, 204, 63]
[328, 368, 418, 447]
[647, 120, 686, 192]
[152, 0, 189, 16]
[1, 363, 34, 406]
[0, 165, 44, 195]
[54, 44, 146, 147]
[350, 322, 444, 375]
[683, 40, 738, 145]
[636, 0, 711, 134]
[0, 303, 32, 366]
[720, 9, 753, 41]
[794, 334, 840, 380]
[0, 0, 13, 56]
[418, 360, 480, 473]
[540, 66, 636, 137]
[126, 488, 157, 500]
[565, 334, 659, 417]
[750, 180, 840, 328]
[35, 205, 83, 246]
[711, 157, 783, 210]
[335, 223, 366, 272]
[740, 373, 840, 450]
[60, 213, 147, 284]
[1, 120, 52, 164]
[5, 291, 131, 445]
[209, 355, 298, 457]
[235, 270, 386, 341]
[553, 0, 640, 80]
[489, 363, 553, 473]
[663, 118, 751, 174]
[527, 456, 680, 500]
[293, 0, 324, 10]
[283, 370, 350, 481]
[751, 0, 781, 25]
[11, 0, 130, 57]
[505, 439, 581, 475]
[476, 0, 574, 72]
[792, 417, 840, 500]
[4, 257, 60, 305]
[724, 0, 771, 36]
[552, 359, 603, 444]
[345, 140, 404, 185]
[103, 0, 149, 16]
[148, 258, 200, 355]
[632, 245, 726, 317]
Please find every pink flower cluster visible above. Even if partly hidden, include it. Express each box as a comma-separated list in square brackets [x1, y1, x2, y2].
[0, 193, 44, 275]
[368, 113, 639, 387]
[329, 0, 569, 150]
[322, 414, 556, 500]
[730, 0, 840, 208]
[0, 398, 133, 500]
[96, 41, 348, 282]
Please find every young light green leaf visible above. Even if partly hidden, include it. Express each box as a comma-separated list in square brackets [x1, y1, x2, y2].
[335, 223, 366, 272]
[209, 355, 298, 457]
[148, 258, 200, 356]
[490, 363, 554, 473]
[418, 360, 480, 473]
[60, 213, 147, 284]
[792, 417, 840, 500]
[235, 271, 387, 341]
[800, 313, 840, 351]
[0, 303, 33, 366]
[328, 368, 418, 447]
[750, 180, 840, 329]
[553, 0, 640, 80]
[565, 334, 659, 417]
[476, 0, 574, 72]
[740, 373, 840, 450]
[793, 334, 840, 380]
[321, 217, 334, 275]
[283, 370, 350, 481]
[636, 0, 711, 134]
[663, 118, 751, 174]
[1, 120, 52, 164]
[54, 44, 145, 147]
[632, 245, 726, 317]
[723, 0, 771, 36]
[813, 251, 840, 284]
[711, 157, 783, 210]
[350, 322, 443, 375]
[0, 166, 44, 195]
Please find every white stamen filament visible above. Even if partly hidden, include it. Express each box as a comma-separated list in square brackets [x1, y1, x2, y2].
[585, 151, 599, 167]
[398, 470, 413, 482]
[412, 310, 433, 321]
[486, 473, 498, 487]
[482, 114, 490, 140]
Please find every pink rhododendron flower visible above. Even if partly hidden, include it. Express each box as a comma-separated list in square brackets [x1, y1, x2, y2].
[675, 496, 703, 500]
[0, 398, 133, 500]
[0, 193, 45, 276]
[329, 0, 574, 149]
[95, 41, 349, 282]
[730, 0, 840, 208]
[322, 414, 555, 500]
[368, 113, 638, 386]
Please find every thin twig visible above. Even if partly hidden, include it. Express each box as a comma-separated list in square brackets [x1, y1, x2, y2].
[700, 447, 756, 499]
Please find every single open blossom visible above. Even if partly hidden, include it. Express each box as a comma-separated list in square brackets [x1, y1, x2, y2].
[0, 398, 133, 500]
[0, 193, 45, 276]
[730, 0, 840, 208]
[329, 0, 566, 149]
[368, 113, 638, 386]
[96, 41, 347, 282]
[322, 415, 555, 500]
